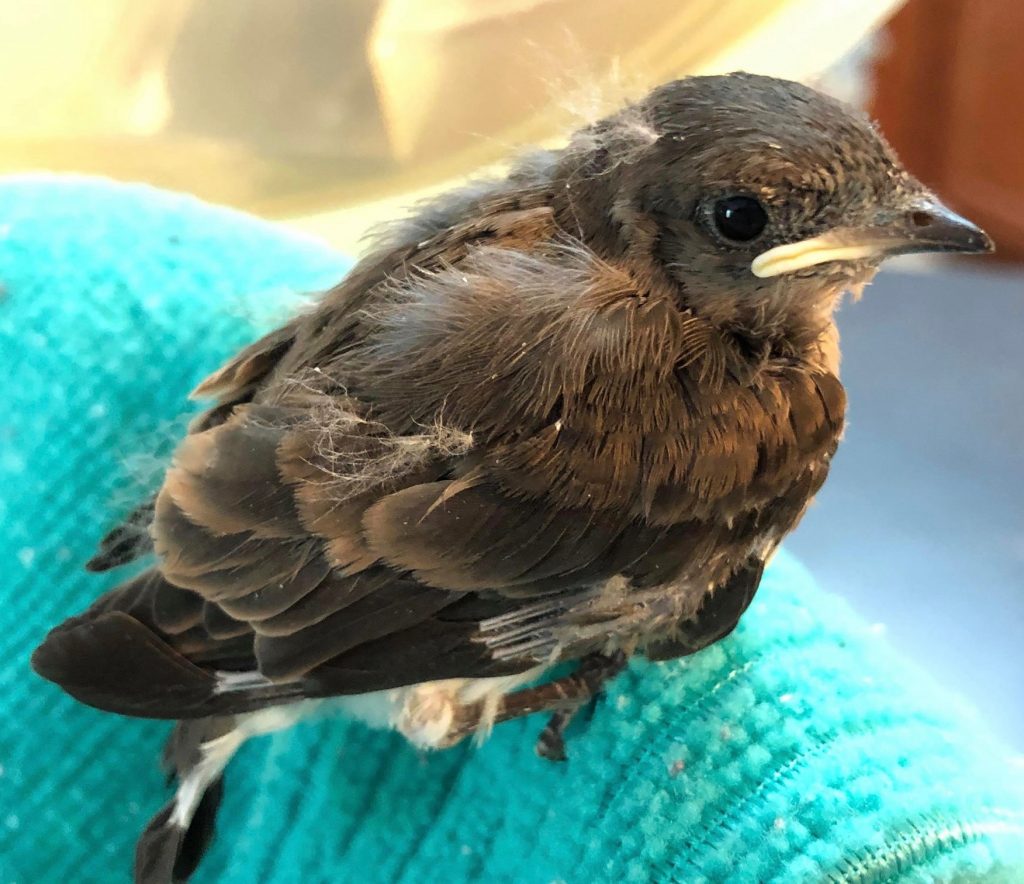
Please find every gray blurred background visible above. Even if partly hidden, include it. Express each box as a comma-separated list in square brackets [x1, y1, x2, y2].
[790, 261, 1024, 748]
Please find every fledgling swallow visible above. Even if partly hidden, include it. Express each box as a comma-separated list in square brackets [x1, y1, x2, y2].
[31, 72, 993, 883]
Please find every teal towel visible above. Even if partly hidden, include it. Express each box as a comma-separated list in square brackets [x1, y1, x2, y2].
[2, 176, 1022, 884]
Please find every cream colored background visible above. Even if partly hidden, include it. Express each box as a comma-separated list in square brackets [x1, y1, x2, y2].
[0, 0, 901, 251]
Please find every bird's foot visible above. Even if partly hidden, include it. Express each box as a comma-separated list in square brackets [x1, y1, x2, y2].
[533, 651, 627, 761]
[535, 709, 573, 762]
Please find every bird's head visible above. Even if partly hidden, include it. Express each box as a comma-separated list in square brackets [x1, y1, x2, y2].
[553, 72, 992, 331]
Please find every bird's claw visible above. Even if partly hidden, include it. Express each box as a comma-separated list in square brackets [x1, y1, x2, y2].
[535, 710, 572, 762]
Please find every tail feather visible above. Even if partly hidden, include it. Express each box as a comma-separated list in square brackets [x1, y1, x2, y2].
[136, 718, 239, 883]
[135, 778, 224, 884]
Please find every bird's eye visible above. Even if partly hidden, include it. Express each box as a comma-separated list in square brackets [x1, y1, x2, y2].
[712, 196, 769, 243]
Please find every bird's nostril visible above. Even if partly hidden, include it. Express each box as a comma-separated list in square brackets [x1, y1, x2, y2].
[910, 210, 933, 228]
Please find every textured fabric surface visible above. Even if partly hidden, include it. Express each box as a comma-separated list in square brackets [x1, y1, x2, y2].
[1, 176, 1022, 884]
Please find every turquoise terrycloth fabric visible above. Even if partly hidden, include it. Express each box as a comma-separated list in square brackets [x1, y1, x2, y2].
[1, 176, 1023, 884]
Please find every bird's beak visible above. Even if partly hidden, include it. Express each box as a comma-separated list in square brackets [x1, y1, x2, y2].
[751, 198, 994, 279]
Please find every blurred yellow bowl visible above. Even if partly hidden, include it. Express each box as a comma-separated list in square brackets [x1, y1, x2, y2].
[0, 0, 902, 252]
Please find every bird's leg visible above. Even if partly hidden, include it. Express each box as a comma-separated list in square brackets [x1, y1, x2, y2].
[446, 650, 628, 755]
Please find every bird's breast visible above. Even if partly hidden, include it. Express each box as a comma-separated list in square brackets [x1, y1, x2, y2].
[489, 365, 846, 529]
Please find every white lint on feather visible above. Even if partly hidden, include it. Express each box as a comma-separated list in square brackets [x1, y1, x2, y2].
[280, 371, 473, 502]
[547, 59, 662, 183]
[311, 411, 472, 502]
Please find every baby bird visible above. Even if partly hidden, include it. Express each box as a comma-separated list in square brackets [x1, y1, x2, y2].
[32, 72, 992, 883]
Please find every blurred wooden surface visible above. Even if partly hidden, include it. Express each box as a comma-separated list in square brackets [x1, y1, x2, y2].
[872, 0, 1024, 260]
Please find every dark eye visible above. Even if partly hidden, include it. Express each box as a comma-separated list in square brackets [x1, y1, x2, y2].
[712, 195, 768, 243]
